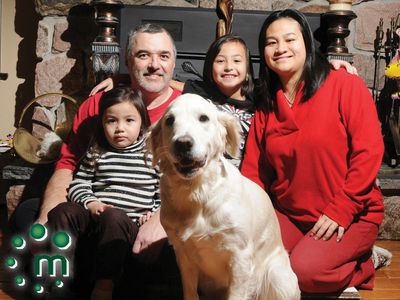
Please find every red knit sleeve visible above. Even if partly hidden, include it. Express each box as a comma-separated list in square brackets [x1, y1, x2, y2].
[240, 108, 273, 192]
[55, 92, 103, 171]
[323, 72, 384, 228]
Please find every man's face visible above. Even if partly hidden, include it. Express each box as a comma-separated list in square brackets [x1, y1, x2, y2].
[127, 32, 176, 96]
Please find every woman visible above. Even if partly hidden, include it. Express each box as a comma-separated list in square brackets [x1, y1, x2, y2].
[241, 9, 385, 293]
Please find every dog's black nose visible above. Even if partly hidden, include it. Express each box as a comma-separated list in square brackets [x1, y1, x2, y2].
[174, 136, 194, 156]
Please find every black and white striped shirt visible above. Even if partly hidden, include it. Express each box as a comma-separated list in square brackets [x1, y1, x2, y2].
[68, 137, 160, 223]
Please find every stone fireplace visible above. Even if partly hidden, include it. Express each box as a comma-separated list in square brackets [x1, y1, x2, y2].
[4, 0, 399, 229]
[27, 0, 399, 146]
[32, 0, 400, 97]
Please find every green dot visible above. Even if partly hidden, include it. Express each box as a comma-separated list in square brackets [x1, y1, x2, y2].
[15, 275, 25, 286]
[34, 283, 43, 293]
[15, 275, 23, 285]
[53, 231, 70, 249]
[30, 224, 47, 240]
[54, 279, 63, 288]
[12, 236, 25, 248]
[5, 257, 16, 268]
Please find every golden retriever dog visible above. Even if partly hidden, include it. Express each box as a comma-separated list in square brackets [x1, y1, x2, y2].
[148, 94, 300, 300]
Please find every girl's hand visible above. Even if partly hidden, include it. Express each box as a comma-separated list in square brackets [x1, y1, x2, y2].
[329, 59, 358, 76]
[87, 201, 113, 216]
[310, 214, 345, 242]
[138, 211, 155, 226]
[89, 78, 114, 96]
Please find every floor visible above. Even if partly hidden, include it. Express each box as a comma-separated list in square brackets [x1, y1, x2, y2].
[0, 204, 399, 300]
[359, 240, 400, 300]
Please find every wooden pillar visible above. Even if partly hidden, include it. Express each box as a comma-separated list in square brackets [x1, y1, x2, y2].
[91, 0, 123, 83]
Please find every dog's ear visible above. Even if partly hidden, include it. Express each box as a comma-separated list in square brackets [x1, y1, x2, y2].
[146, 119, 163, 167]
[218, 112, 241, 158]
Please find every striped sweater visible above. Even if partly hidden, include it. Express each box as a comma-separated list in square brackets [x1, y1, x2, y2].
[68, 137, 160, 223]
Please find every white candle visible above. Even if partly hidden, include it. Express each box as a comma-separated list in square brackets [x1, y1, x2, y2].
[329, 0, 352, 11]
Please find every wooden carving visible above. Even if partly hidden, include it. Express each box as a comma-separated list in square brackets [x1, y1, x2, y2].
[217, 0, 234, 38]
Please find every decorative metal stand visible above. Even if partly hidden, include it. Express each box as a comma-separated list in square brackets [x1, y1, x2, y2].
[320, 10, 357, 62]
[91, 0, 123, 84]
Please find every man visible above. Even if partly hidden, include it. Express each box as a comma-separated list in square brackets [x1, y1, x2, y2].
[13, 24, 181, 261]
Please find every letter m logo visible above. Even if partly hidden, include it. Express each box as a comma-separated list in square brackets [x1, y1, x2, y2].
[34, 254, 70, 278]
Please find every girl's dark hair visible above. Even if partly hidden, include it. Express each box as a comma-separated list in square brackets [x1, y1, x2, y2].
[203, 34, 254, 101]
[256, 9, 330, 111]
[89, 87, 150, 164]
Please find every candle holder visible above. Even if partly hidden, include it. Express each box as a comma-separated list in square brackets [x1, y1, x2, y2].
[91, 0, 123, 83]
[319, 1, 357, 62]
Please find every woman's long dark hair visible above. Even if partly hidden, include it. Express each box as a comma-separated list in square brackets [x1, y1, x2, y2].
[256, 9, 330, 111]
[203, 34, 254, 101]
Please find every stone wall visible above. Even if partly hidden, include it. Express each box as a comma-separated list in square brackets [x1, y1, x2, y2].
[29, 0, 399, 145]
[33, 0, 400, 102]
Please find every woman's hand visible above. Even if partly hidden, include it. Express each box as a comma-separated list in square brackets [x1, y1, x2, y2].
[329, 59, 358, 76]
[87, 201, 113, 216]
[310, 214, 345, 242]
[89, 78, 114, 96]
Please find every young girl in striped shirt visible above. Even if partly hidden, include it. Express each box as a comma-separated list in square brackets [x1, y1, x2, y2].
[50, 87, 160, 300]
[69, 87, 158, 226]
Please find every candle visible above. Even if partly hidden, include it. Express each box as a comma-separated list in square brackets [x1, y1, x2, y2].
[329, 0, 353, 11]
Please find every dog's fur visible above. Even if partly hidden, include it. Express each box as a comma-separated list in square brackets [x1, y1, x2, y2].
[148, 94, 300, 300]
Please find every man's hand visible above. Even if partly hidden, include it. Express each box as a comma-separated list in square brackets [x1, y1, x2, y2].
[89, 78, 114, 96]
[329, 59, 358, 75]
[169, 79, 185, 92]
[132, 210, 167, 263]
[310, 214, 345, 242]
[138, 211, 155, 226]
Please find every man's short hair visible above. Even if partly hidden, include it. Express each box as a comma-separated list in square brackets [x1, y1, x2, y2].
[126, 23, 177, 61]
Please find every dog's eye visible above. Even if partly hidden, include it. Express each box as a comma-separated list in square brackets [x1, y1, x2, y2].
[199, 114, 209, 122]
[165, 115, 175, 127]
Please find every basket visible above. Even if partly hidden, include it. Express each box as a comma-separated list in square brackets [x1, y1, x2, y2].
[13, 93, 78, 164]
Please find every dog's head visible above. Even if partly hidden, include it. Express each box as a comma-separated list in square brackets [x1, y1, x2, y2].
[148, 94, 241, 179]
